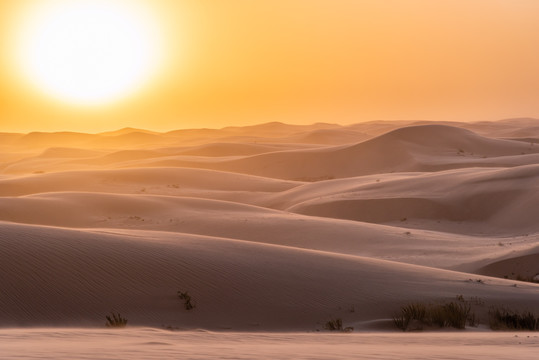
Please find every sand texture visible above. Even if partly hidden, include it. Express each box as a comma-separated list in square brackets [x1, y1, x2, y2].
[1, 119, 538, 357]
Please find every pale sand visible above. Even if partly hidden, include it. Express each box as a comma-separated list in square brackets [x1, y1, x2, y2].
[1, 119, 538, 357]
[0, 329, 538, 359]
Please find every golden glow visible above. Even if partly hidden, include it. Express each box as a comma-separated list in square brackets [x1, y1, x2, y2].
[14, 0, 163, 105]
[1, 1, 539, 132]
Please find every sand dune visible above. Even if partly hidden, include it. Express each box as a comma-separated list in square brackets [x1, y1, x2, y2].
[476, 251, 539, 281]
[0, 133, 24, 147]
[116, 124, 539, 180]
[4, 123, 538, 177]
[14, 131, 97, 149]
[38, 147, 106, 159]
[1, 119, 538, 333]
[1, 222, 538, 330]
[277, 128, 371, 145]
[281, 165, 539, 234]
[173, 142, 302, 156]
[87, 131, 179, 148]
[98, 127, 161, 136]
[1, 188, 538, 273]
[460, 118, 539, 139]
[221, 121, 341, 138]
[0, 167, 297, 197]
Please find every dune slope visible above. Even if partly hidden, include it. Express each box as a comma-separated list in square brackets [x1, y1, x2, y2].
[1, 222, 538, 330]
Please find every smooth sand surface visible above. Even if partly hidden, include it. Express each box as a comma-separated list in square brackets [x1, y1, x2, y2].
[1, 119, 538, 357]
[0, 329, 537, 359]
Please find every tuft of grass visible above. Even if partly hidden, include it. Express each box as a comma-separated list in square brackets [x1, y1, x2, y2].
[178, 290, 195, 310]
[105, 312, 128, 328]
[393, 314, 409, 331]
[429, 302, 470, 329]
[393, 301, 475, 331]
[324, 318, 343, 331]
[403, 303, 428, 321]
[489, 308, 538, 331]
[393, 303, 427, 330]
[323, 318, 353, 332]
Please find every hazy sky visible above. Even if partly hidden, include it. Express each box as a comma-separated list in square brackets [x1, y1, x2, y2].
[1, 0, 539, 132]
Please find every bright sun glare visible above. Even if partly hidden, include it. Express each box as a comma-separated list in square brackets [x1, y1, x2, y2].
[16, 0, 162, 105]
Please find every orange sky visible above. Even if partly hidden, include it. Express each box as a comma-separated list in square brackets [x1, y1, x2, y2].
[2, 0, 539, 132]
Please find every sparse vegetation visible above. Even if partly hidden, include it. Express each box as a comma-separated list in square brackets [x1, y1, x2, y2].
[489, 308, 539, 330]
[393, 314, 408, 331]
[178, 290, 195, 310]
[324, 318, 343, 331]
[105, 312, 128, 328]
[466, 278, 485, 284]
[429, 302, 471, 329]
[324, 318, 353, 332]
[393, 301, 476, 331]
[393, 303, 427, 330]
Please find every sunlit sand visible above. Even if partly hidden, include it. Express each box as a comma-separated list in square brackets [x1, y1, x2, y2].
[1, 119, 538, 358]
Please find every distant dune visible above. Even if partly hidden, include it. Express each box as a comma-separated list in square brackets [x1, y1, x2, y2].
[282, 165, 539, 235]
[1, 119, 538, 331]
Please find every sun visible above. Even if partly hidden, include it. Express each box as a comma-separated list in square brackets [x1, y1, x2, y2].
[15, 0, 163, 105]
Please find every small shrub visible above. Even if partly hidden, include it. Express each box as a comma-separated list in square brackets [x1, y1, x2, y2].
[178, 290, 195, 310]
[430, 302, 470, 329]
[324, 318, 343, 331]
[489, 308, 538, 331]
[393, 300, 475, 331]
[393, 303, 427, 331]
[323, 318, 353, 332]
[393, 314, 409, 331]
[467, 311, 478, 327]
[105, 312, 128, 328]
[402, 303, 427, 322]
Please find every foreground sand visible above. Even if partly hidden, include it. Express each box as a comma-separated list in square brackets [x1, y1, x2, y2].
[1, 119, 538, 356]
[0, 329, 538, 359]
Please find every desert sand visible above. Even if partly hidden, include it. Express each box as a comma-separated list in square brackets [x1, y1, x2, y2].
[1, 118, 538, 358]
